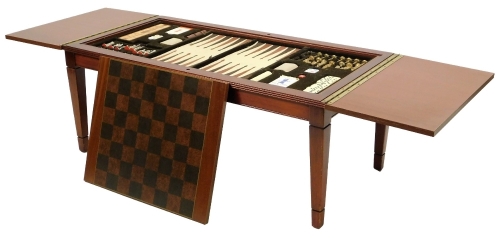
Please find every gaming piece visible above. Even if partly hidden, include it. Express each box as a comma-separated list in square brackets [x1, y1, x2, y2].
[275, 63, 298, 72]
[298, 74, 306, 79]
[131, 46, 145, 54]
[160, 38, 183, 46]
[305, 68, 319, 73]
[303, 76, 341, 93]
[322, 61, 335, 69]
[251, 71, 272, 81]
[186, 30, 209, 38]
[317, 59, 328, 68]
[102, 41, 115, 49]
[136, 49, 157, 56]
[113, 43, 124, 51]
[124, 44, 145, 54]
[148, 35, 163, 40]
[351, 63, 362, 71]
[269, 75, 299, 87]
[344, 62, 353, 70]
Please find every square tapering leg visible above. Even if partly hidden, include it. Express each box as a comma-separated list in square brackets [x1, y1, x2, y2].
[309, 124, 331, 228]
[67, 66, 88, 152]
[374, 123, 389, 171]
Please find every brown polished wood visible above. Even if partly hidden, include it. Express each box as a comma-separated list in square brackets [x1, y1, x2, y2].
[230, 90, 311, 121]
[192, 80, 229, 224]
[327, 56, 494, 136]
[309, 107, 331, 229]
[5, 8, 496, 230]
[5, 8, 156, 49]
[374, 123, 389, 171]
[66, 66, 88, 152]
[83, 57, 110, 182]
[75, 54, 99, 70]
[309, 124, 331, 229]
[85, 56, 230, 224]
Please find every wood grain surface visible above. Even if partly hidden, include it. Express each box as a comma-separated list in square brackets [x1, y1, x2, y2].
[5, 8, 155, 49]
[327, 56, 494, 136]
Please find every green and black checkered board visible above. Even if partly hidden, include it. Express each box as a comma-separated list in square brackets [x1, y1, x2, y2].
[87, 58, 227, 222]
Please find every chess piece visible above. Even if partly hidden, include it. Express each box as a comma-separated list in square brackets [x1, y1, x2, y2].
[344, 62, 353, 69]
[102, 41, 115, 49]
[317, 59, 328, 68]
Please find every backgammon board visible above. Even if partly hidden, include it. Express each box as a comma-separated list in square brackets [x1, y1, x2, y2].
[2, 2, 499, 236]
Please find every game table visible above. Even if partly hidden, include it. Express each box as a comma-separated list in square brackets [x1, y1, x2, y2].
[5, 8, 494, 228]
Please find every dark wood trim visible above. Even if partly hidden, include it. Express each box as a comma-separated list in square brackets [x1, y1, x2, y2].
[83, 56, 110, 183]
[192, 80, 229, 224]
[229, 90, 311, 121]
[75, 54, 99, 70]
[309, 107, 336, 128]
[66, 51, 89, 152]
[66, 52, 88, 152]
[5, 35, 63, 50]
[309, 123, 331, 229]
[374, 123, 389, 171]
[65, 51, 77, 67]
[309, 106, 331, 229]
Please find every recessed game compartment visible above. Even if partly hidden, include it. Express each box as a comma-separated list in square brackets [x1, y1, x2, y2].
[246, 50, 370, 93]
[89, 21, 375, 94]
[93, 23, 210, 58]
[153, 33, 256, 68]
[198, 42, 301, 78]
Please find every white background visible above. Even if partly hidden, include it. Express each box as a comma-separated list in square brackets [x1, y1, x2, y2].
[1, 1, 499, 237]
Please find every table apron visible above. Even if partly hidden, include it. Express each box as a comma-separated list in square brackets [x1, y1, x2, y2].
[73, 53, 317, 122]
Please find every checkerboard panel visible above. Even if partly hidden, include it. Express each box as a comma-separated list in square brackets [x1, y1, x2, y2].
[87, 58, 226, 220]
